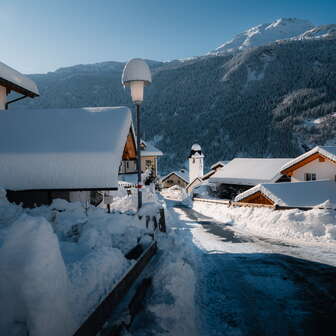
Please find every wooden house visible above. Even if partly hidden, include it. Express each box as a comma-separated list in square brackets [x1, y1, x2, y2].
[209, 158, 292, 199]
[119, 139, 163, 178]
[235, 180, 336, 208]
[0, 61, 39, 109]
[161, 170, 189, 189]
[0, 107, 136, 207]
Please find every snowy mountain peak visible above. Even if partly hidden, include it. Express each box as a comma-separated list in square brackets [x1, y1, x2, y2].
[291, 24, 336, 41]
[210, 18, 314, 55]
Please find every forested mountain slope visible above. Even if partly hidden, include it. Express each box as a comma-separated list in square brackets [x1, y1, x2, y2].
[17, 34, 336, 173]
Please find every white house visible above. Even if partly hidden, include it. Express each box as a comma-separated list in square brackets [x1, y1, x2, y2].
[280, 146, 336, 182]
[0, 61, 39, 109]
[0, 106, 136, 207]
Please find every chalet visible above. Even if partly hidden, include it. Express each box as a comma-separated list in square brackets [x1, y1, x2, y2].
[280, 146, 336, 182]
[119, 139, 163, 178]
[0, 107, 136, 207]
[0, 61, 39, 109]
[235, 180, 336, 208]
[161, 169, 189, 189]
[209, 158, 292, 199]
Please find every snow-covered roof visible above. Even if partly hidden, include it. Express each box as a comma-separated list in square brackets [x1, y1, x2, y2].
[202, 169, 216, 180]
[0, 107, 132, 190]
[210, 161, 228, 170]
[280, 146, 336, 174]
[140, 142, 163, 157]
[162, 170, 189, 183]
[209, 158, 292, 186]
[235, 180, 336, 207]
[0, 61, 39, 97]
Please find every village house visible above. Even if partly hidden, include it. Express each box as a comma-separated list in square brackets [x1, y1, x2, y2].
[235, 146, 336, 207]
[119, 139, 163, 185]
[0, 107, 136, 207]
[280, 146, 336, 182]
[234, 180, 336, 208]
[161, 169, 189, 189]
[0, 61, 39, 109]
[208, 158, 292, 199]
[163, 144, 204, 190]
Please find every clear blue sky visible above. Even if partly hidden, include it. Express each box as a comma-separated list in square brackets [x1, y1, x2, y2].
[2, 0, 336, 74]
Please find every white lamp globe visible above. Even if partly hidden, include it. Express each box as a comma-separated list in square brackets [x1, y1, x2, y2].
[122, 59, 152, 104]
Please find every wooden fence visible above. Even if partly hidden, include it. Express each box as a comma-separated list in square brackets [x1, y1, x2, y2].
[74, 241, 157, 336]
[193, 197, 315, 211]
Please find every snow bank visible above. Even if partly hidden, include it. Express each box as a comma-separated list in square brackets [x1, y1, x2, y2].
[131, 197, 198, 335]
[193, 201, 336, 242]
[0, 192, 156, 335]
[0, 214, 76, 336]
[161, 185, 192, 206]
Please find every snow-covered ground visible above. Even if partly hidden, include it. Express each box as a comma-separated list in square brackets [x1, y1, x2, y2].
[0, 187, 159, 336]
[193, 201, 336, 265]
[129, 189, 336, 335]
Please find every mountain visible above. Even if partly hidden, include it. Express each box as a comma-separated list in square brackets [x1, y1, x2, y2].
[210, 18, 314, 55]
[16, 20, 336, 174]
[291, 24, 336, 40]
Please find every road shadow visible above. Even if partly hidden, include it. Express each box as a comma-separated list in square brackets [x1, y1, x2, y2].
[176, 204, 252, 243]
[197, 250, 336, 336]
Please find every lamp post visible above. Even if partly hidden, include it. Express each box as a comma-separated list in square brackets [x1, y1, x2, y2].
[122, 59, 152, 210]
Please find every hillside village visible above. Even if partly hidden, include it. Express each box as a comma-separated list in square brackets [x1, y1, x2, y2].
[1, 11, 336, 336]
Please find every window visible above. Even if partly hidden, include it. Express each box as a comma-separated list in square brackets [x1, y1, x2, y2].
[145, 160, 153, 168]
[305, 173, 316, 181]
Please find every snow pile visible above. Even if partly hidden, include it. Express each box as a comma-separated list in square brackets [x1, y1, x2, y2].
[0, 214, 76, 336]
[106, 184, 162, 216]
[129, 197, 198, 335]
[0, 194, 154, 336]
[161, 185, 192, 207]
[192, 181, 213, 199]
[193, 201, 336, 242]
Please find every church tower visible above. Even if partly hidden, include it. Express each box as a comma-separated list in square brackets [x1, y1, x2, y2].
[189, 144, 204, 183]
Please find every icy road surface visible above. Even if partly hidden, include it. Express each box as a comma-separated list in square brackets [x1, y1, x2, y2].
[131, 200, 336, 336]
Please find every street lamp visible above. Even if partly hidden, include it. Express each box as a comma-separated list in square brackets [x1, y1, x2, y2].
[122, 59, 152, 210]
